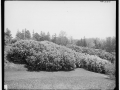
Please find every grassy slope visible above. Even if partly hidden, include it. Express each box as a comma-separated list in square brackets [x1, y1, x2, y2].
[5, 68, 115, 89]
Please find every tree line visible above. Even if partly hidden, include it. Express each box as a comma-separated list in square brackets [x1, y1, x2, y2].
[4, 28, 116, 53]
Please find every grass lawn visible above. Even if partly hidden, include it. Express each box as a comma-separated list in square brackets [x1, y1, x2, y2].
[4, 68, 115, 89]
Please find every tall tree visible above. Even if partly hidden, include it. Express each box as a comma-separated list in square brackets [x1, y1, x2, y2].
[16, 30, 24, 40]
[32, 32, 41, 41]
[24, 29, 31, 39]
[83, 37, 87, 47]
[76, 39, 81, 46]
[111, 37, 116, 52]
[32, 30, 35, 40]
[40, 31, 46, 41]
[104, 37, 115, 52]
[16, 29, 31, 40]
[46, 32, 51, 41]
[56, 31, 69, 46]
[68, 36, 74, 44]
[4, 28, 12, 45]
[51, 33, 57, 43]
[94, 38, 102, 49]
[86, 38, 95, 48]
[76, 37, 87, 47]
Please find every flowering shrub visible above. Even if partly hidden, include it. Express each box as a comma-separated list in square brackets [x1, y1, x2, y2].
[6, 40, 113, 74]
[6, 40, 76, 71]
[67, 44, 115, 63]
[6, 40, 43, 64]
[80, 55, 112, 73]
[4, 45, 12, 66]
[105, 62, 116, 76]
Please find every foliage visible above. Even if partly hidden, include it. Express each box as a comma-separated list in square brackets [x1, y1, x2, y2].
[16, 30, 24, 40]
[4, 45, 12, 66]
[104, 61, 116, 80]
[6, 40, 113, 74]
[72, 51, 112, 74]
[24, 29, 31, 39]
[105, 62, 115, 75]
[66, 44, 115, 63]
[75, 37, 116, 53]
[104, 37, 116, 52]
[78, 54, 112, 73]
[51, 33, 57, 43]
[4, 28, 12, 45]
[76, 37, 87, 47]
[55, 31, 69, 46]
[11, 38, 18, 44]
[86, 39, 95, 48]
[32, 32, 41, 41]
[6, 28, 115, 53]
[16, 29, 31, 40]
[32, 31, 51, 41]
[56, 36, 69, 46]
[6, 40, 42, 64]
[6, 40, 76, 71]
[94, 38, 102, 49]
[45, 32, 51, 41]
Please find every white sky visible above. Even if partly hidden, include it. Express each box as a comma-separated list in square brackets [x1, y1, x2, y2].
[5, 1, 116, 39]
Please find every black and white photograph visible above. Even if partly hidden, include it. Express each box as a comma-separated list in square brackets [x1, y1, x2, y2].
[4, 1, 116, 89]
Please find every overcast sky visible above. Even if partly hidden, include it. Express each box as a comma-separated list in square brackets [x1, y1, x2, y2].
[5, 1, 116, 39]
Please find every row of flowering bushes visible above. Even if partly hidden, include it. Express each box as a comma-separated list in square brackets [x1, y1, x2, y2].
[66, 44, 115, 63]
[6, 40, 76, 71]
[6, 40, 114, 74]
[75, 54, 112, 73]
